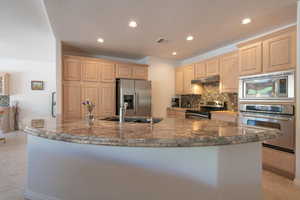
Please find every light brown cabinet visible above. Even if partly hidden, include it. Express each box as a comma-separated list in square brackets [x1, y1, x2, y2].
[183, 65, 195, 94]
[220, 52, 239, 93]
[175, 67, 184, 95]
[100, 63, 115, 82]
[195, 62, 206, 78]
[263, 31, 296, 72]
[63, 81, 81, 121]
[81, 60, 100, 82]
[116, 64, 132, 78]
[81, 82, 100, 118]
[63, 57, 81, 81]
[238, 27, 296, 76]
[62, 55, 148, 120]
[206, 57, 220, 76]
[133, 66, 148, 80]
[0, 73, 9, 95]
[116, 64, 148, 80]
[99, 83, 115, 117]
[238, 42, 262, 76]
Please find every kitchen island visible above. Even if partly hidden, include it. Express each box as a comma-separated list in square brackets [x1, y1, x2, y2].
[24, 117, 279, 200]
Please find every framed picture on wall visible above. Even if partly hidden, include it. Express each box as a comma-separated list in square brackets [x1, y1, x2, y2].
[31, 81, 44, 90]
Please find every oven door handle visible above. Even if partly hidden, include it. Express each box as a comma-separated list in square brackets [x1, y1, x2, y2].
[240, 114, 293, 121]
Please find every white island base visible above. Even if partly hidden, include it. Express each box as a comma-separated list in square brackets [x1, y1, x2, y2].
[25, 135, 262, 200]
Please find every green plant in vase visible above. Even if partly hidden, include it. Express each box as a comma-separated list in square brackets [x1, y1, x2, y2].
[82, 100, 95, 126]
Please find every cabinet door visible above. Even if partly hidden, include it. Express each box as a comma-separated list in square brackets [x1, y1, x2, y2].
[81, 60, 100, 82]
[263, 31, 296, 72]
[99, 83, 115, 117]
[175, 68, 184, 94]
[63, 82, 81, 121]
[116, 64, 132, 78]
[63, 57, 81, 81]
[195, 62, 206, 78]
[239, 42, 262, 76]
[183, 65, 195, 94]
[132, 66, 148, 80]
[220, 52, 239, 93]
[206, 57, 220, 76]
[100, 63, 115, 82]
[81, 82, 100, 118]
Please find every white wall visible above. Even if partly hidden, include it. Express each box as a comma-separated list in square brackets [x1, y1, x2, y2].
[295, 0, 300, 186]
[143, 57, 178, 118]
[0, 0, 56, 119]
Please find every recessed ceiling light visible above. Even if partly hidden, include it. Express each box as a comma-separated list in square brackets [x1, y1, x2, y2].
[172, 52, 177, 56]
[129, 20, 138, 28]
[186, 35, 194, 41]
[242, 18, 251, 25]
[97, 38, 104, 43]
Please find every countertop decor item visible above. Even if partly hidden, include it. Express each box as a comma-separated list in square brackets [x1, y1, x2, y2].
[31, 81, 44, 90]
[82, 100, 95, 126]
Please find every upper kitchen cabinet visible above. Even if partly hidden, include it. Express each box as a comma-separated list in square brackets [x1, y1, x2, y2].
[81, 59, 100, 82]
[63, 56, 81, 81]
[238, 42, 262, 76]
[132, 66, 148, 80]
[183, 65, 195, 94]
[220, 52, 239, 93]
[100, 63, 115, 82]
[195, 62, 206, 78]
[0, 73, 9, 95]
[116, 64, 132, 78]
[116, 64, 148, 80]
[263, 31, 296, 73]
[205, 57, 220, 76]
[175, 67, 184, 95]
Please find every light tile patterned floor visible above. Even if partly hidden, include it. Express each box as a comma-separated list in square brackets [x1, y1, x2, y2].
[0, 131, 300, 200]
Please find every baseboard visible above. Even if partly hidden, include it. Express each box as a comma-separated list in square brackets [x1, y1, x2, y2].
[24, 190, 60, 200]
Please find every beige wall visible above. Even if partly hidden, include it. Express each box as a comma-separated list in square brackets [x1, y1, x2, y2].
[144, 57, 179, 118]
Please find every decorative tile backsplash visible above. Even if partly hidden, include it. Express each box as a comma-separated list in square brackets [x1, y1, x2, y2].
[180, 82, 238, 111]
[0, 95, 9, 107]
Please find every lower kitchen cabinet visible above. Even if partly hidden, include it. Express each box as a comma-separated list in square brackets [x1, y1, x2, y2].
[63, 81, 82, 121]
[220, 52, 239, 93]
[166, 108, 186, 118]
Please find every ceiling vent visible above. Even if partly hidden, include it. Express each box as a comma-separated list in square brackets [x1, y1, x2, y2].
[156, 38, 166, 44]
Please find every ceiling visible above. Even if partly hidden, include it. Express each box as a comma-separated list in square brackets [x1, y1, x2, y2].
[44, 0, 297, 60]
[0, 0, 54, 61]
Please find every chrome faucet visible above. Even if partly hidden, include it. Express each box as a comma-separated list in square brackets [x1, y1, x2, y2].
[119, 102, 128, 123]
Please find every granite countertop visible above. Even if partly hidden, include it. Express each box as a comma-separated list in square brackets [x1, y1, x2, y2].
[23, 116, 280, 147]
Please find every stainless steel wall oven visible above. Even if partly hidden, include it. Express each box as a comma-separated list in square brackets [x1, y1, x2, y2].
[239, 104, 295, 153]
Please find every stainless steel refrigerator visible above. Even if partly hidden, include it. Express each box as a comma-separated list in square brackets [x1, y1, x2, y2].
[116, 79, 151, 116]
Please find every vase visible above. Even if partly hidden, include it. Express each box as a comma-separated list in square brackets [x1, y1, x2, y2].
[86, 113, 94, 127]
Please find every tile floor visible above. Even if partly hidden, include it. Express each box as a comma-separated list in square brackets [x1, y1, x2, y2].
[0, 131, 300, 200]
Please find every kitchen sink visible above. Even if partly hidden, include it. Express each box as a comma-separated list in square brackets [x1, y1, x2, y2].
[101, 116, 163, 124]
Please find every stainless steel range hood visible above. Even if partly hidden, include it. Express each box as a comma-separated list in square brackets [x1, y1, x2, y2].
[191, 75, 220, 84]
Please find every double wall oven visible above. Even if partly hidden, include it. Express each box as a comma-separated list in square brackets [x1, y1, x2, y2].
[239, 104, 295, 153]
[239, 70, 295, 153]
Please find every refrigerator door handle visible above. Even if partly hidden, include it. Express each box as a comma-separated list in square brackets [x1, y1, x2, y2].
[134, 92, 138, 114]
